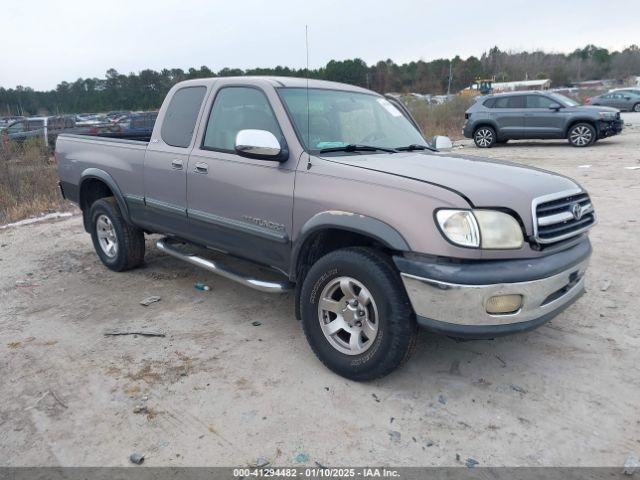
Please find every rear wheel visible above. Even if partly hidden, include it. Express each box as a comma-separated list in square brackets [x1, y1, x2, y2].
[89, 197, 145, 271]
[568, 123, 596, 147]
[299, 247, 417, 381]
[474, 126, 496, 148]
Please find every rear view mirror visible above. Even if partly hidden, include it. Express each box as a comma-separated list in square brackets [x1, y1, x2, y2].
[432, 135, 453, 151]
[548, 103, 562, 110]
[235, 129, 283, 160]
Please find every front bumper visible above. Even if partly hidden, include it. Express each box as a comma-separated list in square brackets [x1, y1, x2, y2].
[598, 118, 624, 138]
[394, 239, 591, 339]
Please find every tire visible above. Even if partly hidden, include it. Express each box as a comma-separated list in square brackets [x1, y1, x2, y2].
[299, 247, 418, 381]
[89, 197, 145, 272]
[473, 126, 496, 148]
[633, 103, 640, 113]
[567, 123, 596, 147]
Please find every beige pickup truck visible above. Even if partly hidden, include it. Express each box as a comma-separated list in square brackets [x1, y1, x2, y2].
[56, 76, 595, 380]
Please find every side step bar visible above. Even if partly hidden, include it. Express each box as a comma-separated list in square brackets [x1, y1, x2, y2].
[155, 238, 293, 294]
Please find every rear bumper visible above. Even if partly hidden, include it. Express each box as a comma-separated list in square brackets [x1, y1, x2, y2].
[394, 239, 591, 339]
[462, 121, 474, 138]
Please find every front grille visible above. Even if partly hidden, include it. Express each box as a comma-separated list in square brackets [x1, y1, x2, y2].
[533, 191, 595, 244]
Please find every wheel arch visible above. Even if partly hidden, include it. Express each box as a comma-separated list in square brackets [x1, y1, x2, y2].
[79, 168, 131, 231]
[290, 212, 410, 320]
[472, 122, 498, 135]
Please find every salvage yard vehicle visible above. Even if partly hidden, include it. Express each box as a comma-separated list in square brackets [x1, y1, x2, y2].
[56, 77, 595, 380]
[587, 91, 640, 112]
[2, 115, 76, 150]
[463, 91, 624, 147]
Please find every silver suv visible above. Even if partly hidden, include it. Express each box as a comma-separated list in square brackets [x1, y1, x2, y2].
[463, 91, 623, 148]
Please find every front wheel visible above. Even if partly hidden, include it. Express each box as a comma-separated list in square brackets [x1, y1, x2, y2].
[633, 103, 640, 113]
[568, 123, 596, 147]
[474, 126, 496, 148]
[89, 197, 145, 271]
[299, 247, 417, 381]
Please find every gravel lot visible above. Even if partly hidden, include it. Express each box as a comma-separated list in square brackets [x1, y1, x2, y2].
[1, 113, 639, 468]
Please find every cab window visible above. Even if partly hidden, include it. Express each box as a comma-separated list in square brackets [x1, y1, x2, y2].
[161, 86, 207, 148]
[202, 87, 283, 152]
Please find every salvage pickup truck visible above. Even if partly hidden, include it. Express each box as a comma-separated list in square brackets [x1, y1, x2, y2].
[56, 77, 595, 380]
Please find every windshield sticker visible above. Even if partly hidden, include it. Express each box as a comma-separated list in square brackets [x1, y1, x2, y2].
[377, 98, 402, 117]
[316, 141, 348, 149]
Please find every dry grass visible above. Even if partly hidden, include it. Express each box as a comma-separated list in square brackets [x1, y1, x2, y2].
[0, 139, 71, 224]
[407, 95, 475, 141]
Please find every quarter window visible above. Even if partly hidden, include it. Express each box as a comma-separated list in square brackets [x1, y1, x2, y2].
[202, 87, 283, 152]
[161, 86, 207, 148]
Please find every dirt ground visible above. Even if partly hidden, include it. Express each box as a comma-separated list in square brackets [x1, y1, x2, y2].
[1, 113, 639, 468]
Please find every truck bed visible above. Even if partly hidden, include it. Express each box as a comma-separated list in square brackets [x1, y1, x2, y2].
[56, 133, 148, 207]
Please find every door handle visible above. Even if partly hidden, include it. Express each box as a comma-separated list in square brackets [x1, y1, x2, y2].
[171, 159, 183, 170]
[194, 162, 209, 174]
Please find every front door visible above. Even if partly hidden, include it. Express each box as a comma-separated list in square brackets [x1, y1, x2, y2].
[140, 85, 208, 233]
[186, 85, 296, 272]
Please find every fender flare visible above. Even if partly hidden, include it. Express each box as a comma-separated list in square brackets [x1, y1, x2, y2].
[291, 210, 410, 275]
[79, 168, 132, 224]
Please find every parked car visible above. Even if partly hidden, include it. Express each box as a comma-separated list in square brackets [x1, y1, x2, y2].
[104, 111, 158, 140]
[56, 77, 594, 380]
[587, 91, 640, 112]
[608, 88, 640, 97]
[0, 115, 25, 130]
[463, 91, 623, 147]
[1, 115, 76, 149]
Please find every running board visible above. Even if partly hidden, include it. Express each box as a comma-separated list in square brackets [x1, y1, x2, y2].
[155, 238, 293, 294]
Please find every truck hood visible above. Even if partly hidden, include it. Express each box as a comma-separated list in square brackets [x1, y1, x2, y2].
[320, 151, 580, 231]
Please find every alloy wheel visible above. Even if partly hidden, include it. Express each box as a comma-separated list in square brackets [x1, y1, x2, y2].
[96, 214, 118, 258]
[317, 276, 379, 355]
[475, 128, 493, 147]
[570, 126, 593, 146]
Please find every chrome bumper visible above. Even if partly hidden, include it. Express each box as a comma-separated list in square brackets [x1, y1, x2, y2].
[401, 256, 589, 328]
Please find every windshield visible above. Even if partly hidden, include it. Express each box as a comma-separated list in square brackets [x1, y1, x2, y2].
[549, 93, 579, 107]
[278, 88, 426, 153]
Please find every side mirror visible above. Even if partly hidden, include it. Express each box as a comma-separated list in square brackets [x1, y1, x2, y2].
[235, 129, 283, 160]
[432, 135, 453, 151]
[548, 103, 562, 110]
[624, 96, 631, 100]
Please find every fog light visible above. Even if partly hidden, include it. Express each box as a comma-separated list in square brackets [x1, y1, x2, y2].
[486, 294, 522, 314]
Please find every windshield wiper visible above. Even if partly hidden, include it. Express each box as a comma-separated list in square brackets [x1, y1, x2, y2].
[395, 144, 435, 152]
[319, 144, 397, 154]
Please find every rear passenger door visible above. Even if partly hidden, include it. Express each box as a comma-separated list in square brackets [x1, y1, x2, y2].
[489, 95, 525, 139]
[140, 85, 208, 233]
[523, 95, 566, 138]
[186, 85, 296, 271]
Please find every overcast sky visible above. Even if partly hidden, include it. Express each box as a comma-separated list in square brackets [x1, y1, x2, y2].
[3, 0, 638, 90]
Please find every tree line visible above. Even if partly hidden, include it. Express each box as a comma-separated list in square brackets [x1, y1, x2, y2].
[1, 44, 639, 116]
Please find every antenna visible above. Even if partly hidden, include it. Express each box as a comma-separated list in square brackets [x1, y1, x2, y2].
[305, 25, 312, 170]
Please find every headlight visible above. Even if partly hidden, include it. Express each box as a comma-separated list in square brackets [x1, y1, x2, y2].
[598, 111, 617, 120]
[436, 209, 523, 249]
